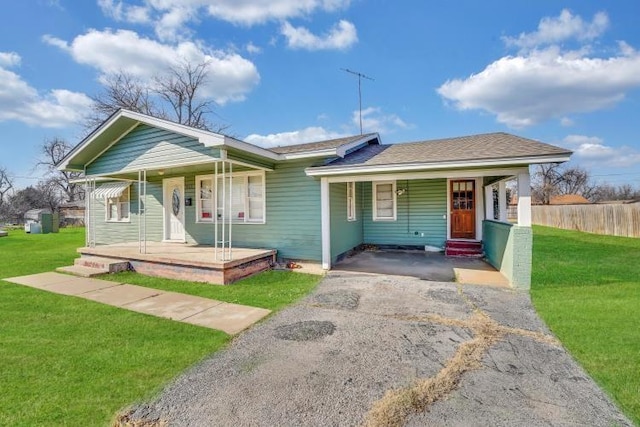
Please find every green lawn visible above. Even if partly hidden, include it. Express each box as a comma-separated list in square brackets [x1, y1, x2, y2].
[0, 228, 321, 426]
[531, 225, 640, 425]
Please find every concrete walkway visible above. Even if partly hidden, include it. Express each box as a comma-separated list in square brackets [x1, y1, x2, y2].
[5, 272, 271, 334]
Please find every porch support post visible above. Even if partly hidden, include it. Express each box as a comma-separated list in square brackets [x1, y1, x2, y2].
[498, 181, 507, 222]
[320, 177, 331, 270]
[517, 170, 531, 226]
[484, 185, 493, 220]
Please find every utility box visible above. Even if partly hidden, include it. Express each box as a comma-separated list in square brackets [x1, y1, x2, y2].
[41, 213, 53, 234]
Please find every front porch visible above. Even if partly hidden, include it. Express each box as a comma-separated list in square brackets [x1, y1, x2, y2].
[75, 243, 277, 285]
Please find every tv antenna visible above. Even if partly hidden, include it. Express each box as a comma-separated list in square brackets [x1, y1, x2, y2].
[342, 68, 374, 135]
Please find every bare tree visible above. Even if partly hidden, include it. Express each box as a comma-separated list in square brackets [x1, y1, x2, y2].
[87, 72, 162, 130]
[88, 60, 228, 132]
[0, 167, 13, 212]
[36, 138, 84, 202]
[532, 163, 597, 204]
[154, 60, 218, 131]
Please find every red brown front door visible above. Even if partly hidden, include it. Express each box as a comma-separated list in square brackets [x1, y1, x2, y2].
[451, 180, 476, 239]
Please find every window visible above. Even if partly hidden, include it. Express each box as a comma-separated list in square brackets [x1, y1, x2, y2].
[346, 182, 356, 221]
[373, 181, 396, 221]
[106, 188, 130, 222]
[196, 172, 265, 223]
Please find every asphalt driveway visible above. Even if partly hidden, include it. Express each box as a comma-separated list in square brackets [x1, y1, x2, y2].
[124, 272, 632, 426]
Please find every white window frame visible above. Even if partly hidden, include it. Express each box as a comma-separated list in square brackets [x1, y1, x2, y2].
[372, 180, 397, 221]
[196, 171, 266, 224]
[105, 187, 130, 223]
[346, 181, 356, 221]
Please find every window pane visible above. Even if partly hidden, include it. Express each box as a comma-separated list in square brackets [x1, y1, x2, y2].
[248, 199, 263, 220]
[120, 202, 130, 220]
[248, 175, 262, 197]
[200, 179, 213, 199]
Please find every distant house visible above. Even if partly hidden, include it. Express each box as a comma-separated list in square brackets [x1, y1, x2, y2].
[549, 194, 590, 205]
[595, 199, 639, 205]
[58, 200, 85, 226]
[58, 109, 572, 288]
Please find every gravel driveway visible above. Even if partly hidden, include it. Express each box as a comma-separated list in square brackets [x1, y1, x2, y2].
[123, 271, 632, 427]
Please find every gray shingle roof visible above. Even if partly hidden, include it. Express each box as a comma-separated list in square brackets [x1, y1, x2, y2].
[267, 133, 377, 154]
[324, 132, 571, 167]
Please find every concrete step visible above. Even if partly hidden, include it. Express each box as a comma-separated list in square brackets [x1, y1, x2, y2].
[445, 240, 482, 250]
[445, 240, 483, 257]
[56, 265, 109, 278]
[74, 256, 130, 273]
[445, 248, 484, 258]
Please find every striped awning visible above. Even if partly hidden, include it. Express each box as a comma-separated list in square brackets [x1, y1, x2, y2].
[91, 182, 131, 199]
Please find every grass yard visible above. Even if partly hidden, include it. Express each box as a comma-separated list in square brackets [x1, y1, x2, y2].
[0, 228, 321, 426]
[531, 225, 640, 425]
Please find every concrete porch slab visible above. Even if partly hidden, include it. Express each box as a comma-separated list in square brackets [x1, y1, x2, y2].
[122, 292, 224, 320]
[182, 303, 272, 335]
[454, 268, 510, 288]
[82, 284, 163, 306]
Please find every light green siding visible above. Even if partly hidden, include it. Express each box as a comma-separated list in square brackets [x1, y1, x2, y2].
[483, 220, 532, 289]
[362, 179, 447, 248]
[186, 160, 323, 261]
[87, 124, 219, 176]
[330, 182, 364, 262]
[90, 179, 164, 245]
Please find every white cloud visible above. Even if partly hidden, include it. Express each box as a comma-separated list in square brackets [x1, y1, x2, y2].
[354, 107, 411, 133]
[245, 126, 345, 148]
[0, 55, 92, 128]
[44, 29, 260, 105]
[563, 135, 640, 168]
[0, 51, 21, 68]
[560, 117, 574, 127]
[281, 20, 357, 50]
[437, 10, 640, 128]
[503, 9, 609, 52]
[97, 0, 352, 41]
[245, 42, 262, 54]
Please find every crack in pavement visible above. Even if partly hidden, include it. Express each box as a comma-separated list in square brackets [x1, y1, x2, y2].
[355, 283, 560, 427]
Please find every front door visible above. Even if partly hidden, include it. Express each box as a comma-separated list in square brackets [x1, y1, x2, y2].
[163, 177, 185, 241]
[451, 180, 476, 239]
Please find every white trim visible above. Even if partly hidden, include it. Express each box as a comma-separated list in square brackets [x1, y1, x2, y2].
[320, 177, 331, 270]
[323, 167, 529, 184]
[346, 181, 357, 221]
[484, 185, 494, 221]
[498, 181, 508, 222]
[206, 136, 279, 161]
[305, 155, 571, 177]
[372, 181, 397, 221]
[163, 177, 186, 242]
[104, 185, 131, 223]
[475, 177, 484, 241]
[195, 171, 266, 224]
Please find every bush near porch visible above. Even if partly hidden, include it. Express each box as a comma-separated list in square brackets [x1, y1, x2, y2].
[531, 225, 640, 425]
[0, 228, 320, 426]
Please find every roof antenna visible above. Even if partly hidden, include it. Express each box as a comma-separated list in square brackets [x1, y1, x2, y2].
[342, 68, 374, 135]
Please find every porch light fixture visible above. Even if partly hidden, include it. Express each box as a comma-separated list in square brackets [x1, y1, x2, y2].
[395, 188, 407, 196]
[158, 169, 165, 176]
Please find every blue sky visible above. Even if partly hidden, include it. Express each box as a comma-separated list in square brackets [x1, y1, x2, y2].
[1, 0, 640, 189]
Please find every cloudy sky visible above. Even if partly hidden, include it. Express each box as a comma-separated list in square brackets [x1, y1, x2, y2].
[1, 1, 639, 188]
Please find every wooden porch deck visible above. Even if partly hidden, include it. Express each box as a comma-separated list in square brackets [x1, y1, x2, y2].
[78, 242, 277, 285]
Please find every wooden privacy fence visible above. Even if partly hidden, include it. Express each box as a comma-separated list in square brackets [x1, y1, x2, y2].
[532, 204, 640, 238]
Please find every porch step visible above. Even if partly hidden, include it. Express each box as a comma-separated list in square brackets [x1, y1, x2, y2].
[56, 265, 109, 277]
[74, 256, 130, 273]
[445, 240, 483, 258]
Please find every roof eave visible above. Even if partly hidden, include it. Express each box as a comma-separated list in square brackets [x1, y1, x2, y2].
[305, 153, 572, 177]
[277, 133, 381, 160]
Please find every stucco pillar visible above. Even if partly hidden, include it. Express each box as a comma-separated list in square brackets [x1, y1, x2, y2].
[517, 170, 532, 227]
[320, 177, 331, 270]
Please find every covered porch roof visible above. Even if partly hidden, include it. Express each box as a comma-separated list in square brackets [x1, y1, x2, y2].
[306, 132, 572, 178]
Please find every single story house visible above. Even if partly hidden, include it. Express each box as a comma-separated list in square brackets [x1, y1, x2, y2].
[58, 109, 572, 288]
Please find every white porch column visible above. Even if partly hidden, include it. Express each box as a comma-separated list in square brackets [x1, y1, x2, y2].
[320, 177, 331, 270]
[484, 185, 493, 220]
[517, 170, 532, 226]
[498, 181, 508, 222]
